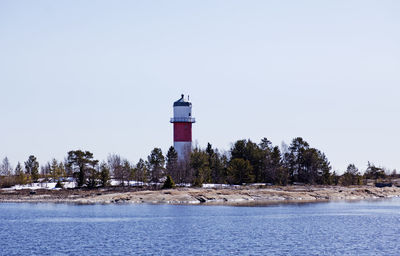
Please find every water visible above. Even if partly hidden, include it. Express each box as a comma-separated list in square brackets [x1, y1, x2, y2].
[1, 200, 400, 255]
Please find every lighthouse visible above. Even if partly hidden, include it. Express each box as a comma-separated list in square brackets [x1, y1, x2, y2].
[170, 94, 195, 161]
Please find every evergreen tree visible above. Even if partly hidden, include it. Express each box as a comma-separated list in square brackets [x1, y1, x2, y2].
[259, 138, 275, 183]
[332, 171, 340, 185]
[25, 155, 39, 183]
[121, 159, 132, 186]
[341, 164, 360, 186]
[282, 138, 332, 185]
[316, 151, 332, 185]
[227, 158, 254, 185]
[190, 148, 211, 186]
[285, 137, 309, 183]
[262, 146, 284, 184]
[210, 150, 227, 184]
[231, 139, 263, 182]
[206, 143, 214, 168]
[364, 162, 386, 181]
[166, 147, 179, 182]
[147, 148, 165, 183]
[99, 162, 111, 187]
[135, 158, 148, 183]
[67, 150, 98, 187]
[86, 162, 99, 189]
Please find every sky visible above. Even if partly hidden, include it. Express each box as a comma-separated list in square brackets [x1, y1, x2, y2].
[0, 0, 399, 173]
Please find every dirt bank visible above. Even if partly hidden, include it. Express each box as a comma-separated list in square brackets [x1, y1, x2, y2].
[1, 186, 400, 205]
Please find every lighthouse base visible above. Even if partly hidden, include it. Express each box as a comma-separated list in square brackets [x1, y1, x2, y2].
[174, 141, 192, 162]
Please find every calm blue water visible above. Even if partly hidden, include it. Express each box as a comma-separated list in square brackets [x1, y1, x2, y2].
[1, 200, 400, 255]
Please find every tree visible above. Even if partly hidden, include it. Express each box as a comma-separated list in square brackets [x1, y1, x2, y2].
[166, 147, 179, 182]
[190, 148, 211, 186]
[259, 137, 273, 151]
[231, 140, 265, 182]
[314, 151, 332, 185]
[300, 148, 329, 184]
[41, 162, 51, 183]
[49, 159, 66, 182]
[285, 137, 309, 183]
[15, 162, 27, 185]
[0, 157, 14, 187]
[86, 161, 99, 189]
[64, 158, 73, 177]
[25, 155, 39, 183]
[108, 154, 122, 180]
[332, 171, 340, 185]
[99, 162, 111, 187]
[206, 143, 228, 184]
[55, 180, 64, 188]
[162, 175, 176, 189]
[206, 143, 214, 168]
[259, 138, 273, 183]
[135, 158, 148, 183]
[0, 157, 12, 176]
[283, 138, 331, 185]
[364, 162, 386, 181]
[341, 164, 360, 186]
[262, 145, 284, 185]
[121, 159, 132, 186]
[227, 158, 254, 185]
[67, 150, 98, 187]
[231, 139, 263, 182]
[147, 148, 165, 183]
[108, 155, 134, 186]
[210, 150, 228, 184]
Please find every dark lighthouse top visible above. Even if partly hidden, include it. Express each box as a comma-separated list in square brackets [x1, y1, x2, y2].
[173, 94, 192, 107]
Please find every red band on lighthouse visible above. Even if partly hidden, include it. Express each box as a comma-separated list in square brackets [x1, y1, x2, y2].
[173, 123, 192, 141]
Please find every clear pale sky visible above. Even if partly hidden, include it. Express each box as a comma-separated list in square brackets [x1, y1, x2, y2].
[0, 1, 399, 173]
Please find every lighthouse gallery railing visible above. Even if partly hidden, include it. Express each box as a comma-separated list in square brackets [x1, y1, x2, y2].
[170, 117, 196, 123]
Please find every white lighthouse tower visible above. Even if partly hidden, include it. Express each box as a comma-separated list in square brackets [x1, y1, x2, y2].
[170, 94, 195, 162]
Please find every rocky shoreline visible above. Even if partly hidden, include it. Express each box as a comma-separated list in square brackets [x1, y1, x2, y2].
[1, 185, 400, 206]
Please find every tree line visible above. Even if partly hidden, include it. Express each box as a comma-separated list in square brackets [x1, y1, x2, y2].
[0, 137, 396, 188]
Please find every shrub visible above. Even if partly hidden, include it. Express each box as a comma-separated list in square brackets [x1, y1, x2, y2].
[55, 180, 64, 189]
[163, 175, 175, 189]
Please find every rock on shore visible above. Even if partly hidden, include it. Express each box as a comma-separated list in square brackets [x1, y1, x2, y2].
[1, 186, 400, 205]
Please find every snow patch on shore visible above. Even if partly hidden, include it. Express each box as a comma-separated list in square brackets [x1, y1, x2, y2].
[3, 182, 76, 190]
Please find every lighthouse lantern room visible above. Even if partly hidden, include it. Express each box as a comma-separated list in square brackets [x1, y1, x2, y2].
[170, 94, 195, 161]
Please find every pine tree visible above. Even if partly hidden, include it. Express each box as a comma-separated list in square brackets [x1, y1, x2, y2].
[166, 147, 178, 182]
[135, 158, 148, 183]
[25, 155, 39, 183]
[227, 158, 254, 185]
[86, 163, 99, 189]
[67, 150, 98, 187]
[99, 162, 111, 187]
[190, 148, 210, 186]
[147, 148, 165, 183]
